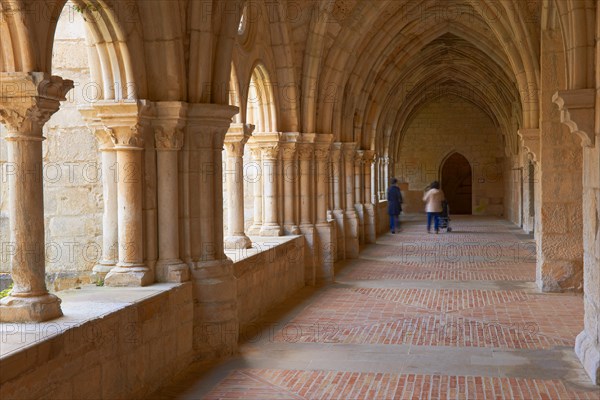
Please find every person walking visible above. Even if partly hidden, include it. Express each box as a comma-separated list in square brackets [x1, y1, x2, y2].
[387, 178, 403, 234]
[423, 181, 445, 234]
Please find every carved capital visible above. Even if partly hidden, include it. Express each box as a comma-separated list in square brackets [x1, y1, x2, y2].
[552, 89, 595, 147]
[363, 150, 376, 167]
[355, 150, 365, 164]
[297, 143, 314, 160]
[248, 144, 262, 161]
[94, 129, 116, 150]
[224, 123, 253, 156]
[342, 142, 357, 160]
[281, 143, 297, 160]
[314, 144, 331, 161]
[107, 124, 145, 148]
[517, 129, 540, 161]
[260, 143, 280, 160]
[0, 72, 73, 137]
[224, 141, 246, 157]
[155, 126, 184, 150]
[330, 142, 343, 161]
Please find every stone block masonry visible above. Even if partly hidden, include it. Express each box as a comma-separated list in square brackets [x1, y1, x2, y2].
[0, 283, 194, 400]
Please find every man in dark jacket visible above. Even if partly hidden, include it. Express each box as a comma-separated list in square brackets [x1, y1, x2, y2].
[387, 178, 403, 234]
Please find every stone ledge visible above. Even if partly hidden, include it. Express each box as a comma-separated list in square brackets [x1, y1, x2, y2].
[0, 283, 194, 399]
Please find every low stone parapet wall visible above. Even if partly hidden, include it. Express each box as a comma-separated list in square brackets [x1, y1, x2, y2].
[0, 283, 194, 400]
[228, 236, 305, 330]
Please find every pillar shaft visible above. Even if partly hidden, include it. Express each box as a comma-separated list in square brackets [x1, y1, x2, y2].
[96, 140, 118, 272]
[331, 143, 346, 260]
[0, 73, 73, 322]
[259, 143, 282, 236]
[282, 141, 300, 234]
[224, 123, 253, 249]
[298, 143, 314, 226]
[248, 145, 263, 235]
[343, 143, 359, 258]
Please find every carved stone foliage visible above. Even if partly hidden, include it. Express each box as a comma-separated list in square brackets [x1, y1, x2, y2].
[155, 127, 184, 151]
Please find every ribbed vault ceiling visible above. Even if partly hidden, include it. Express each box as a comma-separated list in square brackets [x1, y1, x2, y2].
[311, 0, 541, 158]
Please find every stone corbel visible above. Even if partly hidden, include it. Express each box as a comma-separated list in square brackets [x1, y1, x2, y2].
[552, 89, 595, 148]
[517, 128, 540, 162]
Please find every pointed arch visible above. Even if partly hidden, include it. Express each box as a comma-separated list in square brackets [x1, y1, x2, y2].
[246, 63, 277, 133]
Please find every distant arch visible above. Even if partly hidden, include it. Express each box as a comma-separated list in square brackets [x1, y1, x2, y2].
[441, 152, 473, 215]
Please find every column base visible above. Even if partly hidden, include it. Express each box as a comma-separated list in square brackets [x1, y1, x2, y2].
[364, 203, 377, 244]
[333, 210, 346, 261]
[284, 224, 301, 235]
[355, 204, 365, 244]
[536, 259, 584, 293]
[104, 266, 153, 287]
[91, 262, 115, 282]
[0, 294, 63, 322]
[156, 259, 190, 283]
[190, 258, 239, 359]
[315, 222, 335, 283]
[259, 224, 282, 237]
[300, 225, 316, 286]
[247, 224, 262, 235]
[344, 210, 360, 259]
[575, 330, 600, 385]
[224, 234, 252, 250]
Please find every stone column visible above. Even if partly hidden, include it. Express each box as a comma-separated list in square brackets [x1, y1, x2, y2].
[517, 129, 540, 235]
[298, 140, 317, 284]
[354, 150, 365, 244]
[343, 143, 360, 258]
[247, 143, 263, 235]
[260, 142, 282, 236]
[331, 143, 346, 261]
[95, 102, 152, 287]
[153, 102, 189, 283]
[281, 137, 300, 235]
[183, 103, 239, 358]
[363, 150, 377, 243]
[315, 140, 335, 282]
[383, 156, 390, 195]
[372, 155, 380, 204]
[79, 106, 118, 280]
[224, 123, 253, 249]
[0, 73, 72, 322]
[93, 131, 118, 279]
[553, 88, 599, 385]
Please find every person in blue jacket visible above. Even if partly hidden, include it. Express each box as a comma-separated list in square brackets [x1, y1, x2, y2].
[387, 178, 403, 234]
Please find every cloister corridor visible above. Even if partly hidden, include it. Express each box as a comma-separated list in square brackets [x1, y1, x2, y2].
[149, 216, 598, 400]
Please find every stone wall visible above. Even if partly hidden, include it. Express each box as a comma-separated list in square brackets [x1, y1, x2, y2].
[0, 5, 101, 289]
[395, 95, 505, 216]
[0, 283, 194, 400]
[233, 237, 304, 329]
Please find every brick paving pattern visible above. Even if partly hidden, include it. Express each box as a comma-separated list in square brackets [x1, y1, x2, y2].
[151, 217, 598, 399]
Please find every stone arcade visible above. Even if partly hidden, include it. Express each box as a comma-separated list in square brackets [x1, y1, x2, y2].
[0, 0, 599, 399]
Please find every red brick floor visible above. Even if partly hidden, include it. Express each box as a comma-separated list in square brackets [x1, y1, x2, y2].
[151, 216, 599, 399]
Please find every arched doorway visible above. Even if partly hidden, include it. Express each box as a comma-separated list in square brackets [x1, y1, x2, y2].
[441, 153, 472, 215]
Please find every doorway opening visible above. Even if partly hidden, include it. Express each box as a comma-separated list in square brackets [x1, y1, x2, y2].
[441, 152, 472, 215]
